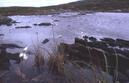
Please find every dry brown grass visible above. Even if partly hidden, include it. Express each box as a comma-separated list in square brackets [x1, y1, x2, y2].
[47, 51, 65, 75]
[0, 78, 4, 83]
[46, 46, 89, 83]
[15, 66, 26, 79]
[34, 49, 45, 72]
[11, 43, 113, 83]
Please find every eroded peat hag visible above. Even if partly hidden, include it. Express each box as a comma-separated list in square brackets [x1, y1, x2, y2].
[0, 43, 23, 70]
[0, 15, 16, 26]
[34, 22, 52, 26]
[61, 36, 129, 83]
[15, 26, 31, 29]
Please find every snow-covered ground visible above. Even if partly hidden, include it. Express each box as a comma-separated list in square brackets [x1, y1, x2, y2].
[1, 12, 129, 82]
[1, 12, 129, 46]
[0, 11, 129, 55]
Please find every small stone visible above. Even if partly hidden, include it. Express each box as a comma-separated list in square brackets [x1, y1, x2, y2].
[0, 34, 4, 36]
[15, 26, 31, 29]
[89, 37, 97, 42]
[42, 39, 49, 44]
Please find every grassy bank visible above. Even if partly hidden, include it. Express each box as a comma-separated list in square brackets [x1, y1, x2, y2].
[0, 0, 129, 16]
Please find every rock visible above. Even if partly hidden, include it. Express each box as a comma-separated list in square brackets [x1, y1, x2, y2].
[33, 24, 38, 26]
[15, 26, 31, 29]
[42, 39, 49, 44]
[89, 37, 97, 42]
[83, 35, 88, 40]
[0, 34, 4, 36]
[0, 15, 16, 26]
[34, 22, 52, 26]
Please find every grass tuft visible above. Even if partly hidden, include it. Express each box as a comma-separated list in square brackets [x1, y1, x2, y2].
[34, 48, 45, 72]
[47, 51, 64, 75]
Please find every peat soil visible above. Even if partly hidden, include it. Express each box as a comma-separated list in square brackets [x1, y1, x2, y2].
[61, 36, 129, 83]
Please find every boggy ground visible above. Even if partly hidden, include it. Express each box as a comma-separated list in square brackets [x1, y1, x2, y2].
[0, 45, 113, 83]
[0, 15, 129, 83]
[61, 35, 129, 83]
[0, 36, 129, 83]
